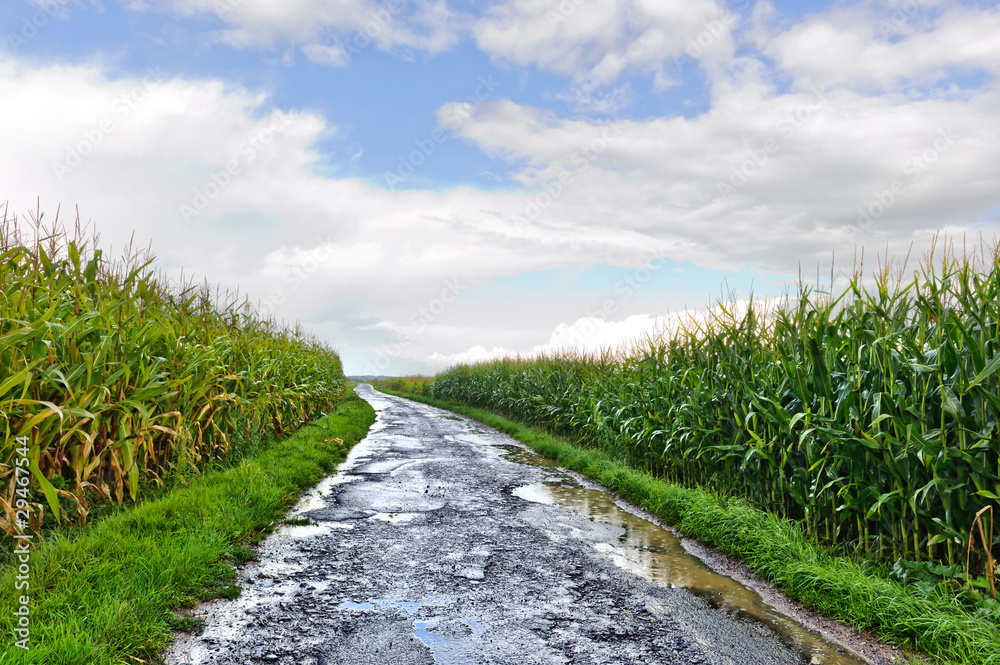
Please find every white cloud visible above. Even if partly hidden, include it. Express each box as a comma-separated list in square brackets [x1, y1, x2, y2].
[473, 0, 735, 99]
[765, 4, 1000, 91]
[427, 345, 513, 366]
[427, 308, 714, 366]
[439, 79, 1000, 274]
[428, 298, 798, 368]
[473, 1, 1000, 106]
[129, 0, 465, 57]
[302, 42, 349, 67]
[539, 313, 674, 354]
[0, 54, 674, 377]
[4, 1, 1000, 375]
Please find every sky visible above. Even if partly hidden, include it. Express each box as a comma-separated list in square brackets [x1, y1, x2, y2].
[1, 0, 998, 375]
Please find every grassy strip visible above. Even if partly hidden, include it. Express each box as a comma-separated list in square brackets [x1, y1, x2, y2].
[0, 391, 376, 665]
[384, 388, 1000, 665]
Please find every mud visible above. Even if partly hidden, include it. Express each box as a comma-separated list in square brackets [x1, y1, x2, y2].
[164, 385, 899, 665]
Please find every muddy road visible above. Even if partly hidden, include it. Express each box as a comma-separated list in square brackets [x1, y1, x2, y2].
[166, 385, 886, 665]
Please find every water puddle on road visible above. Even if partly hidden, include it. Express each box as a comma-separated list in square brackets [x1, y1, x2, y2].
[414, 617, 486, 663]
[337, 597, 484, 663]
[501, 444, 866, 665]
[280, 522, 355, 538]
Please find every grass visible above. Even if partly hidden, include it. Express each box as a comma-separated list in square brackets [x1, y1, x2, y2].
[0, 390, 375, 664]
[384, 388, 1000, 665]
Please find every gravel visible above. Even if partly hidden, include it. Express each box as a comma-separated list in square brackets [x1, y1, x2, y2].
[164, 385, 879, 665]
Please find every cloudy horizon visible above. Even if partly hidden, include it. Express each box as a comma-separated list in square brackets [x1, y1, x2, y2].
[2, 0, 998, 375]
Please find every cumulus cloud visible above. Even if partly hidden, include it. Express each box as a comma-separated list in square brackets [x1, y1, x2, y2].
[473, 0, 735, 102]
[765, 3, 1000, 91]
[440, 78, 1000, 274]
[427, 345, 513, 366]
[4, 0, 1000, 375]
[302, 42, 350, 67]
[426, 304, 755, 367]
[0, 54, 673, 375]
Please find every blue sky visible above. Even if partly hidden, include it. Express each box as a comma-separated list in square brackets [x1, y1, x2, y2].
[2, 0, 730, 189]
[2, 0, 998, 374]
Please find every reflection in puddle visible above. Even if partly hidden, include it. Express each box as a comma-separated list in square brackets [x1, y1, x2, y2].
[501, 446, 564, 470]
[415, 617, 485, 664]
[338, 596, 486, 662]
[500, 445, 866, 665]
[511, 484, 555, 504]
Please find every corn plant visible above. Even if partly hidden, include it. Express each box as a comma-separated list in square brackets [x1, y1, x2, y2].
[0, 208, 346, 536]
[434, 239, 1000, 575]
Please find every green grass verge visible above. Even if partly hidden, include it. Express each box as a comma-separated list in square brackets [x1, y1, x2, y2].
[382, 388, 1000, 665]
[0, 391, 376, 665]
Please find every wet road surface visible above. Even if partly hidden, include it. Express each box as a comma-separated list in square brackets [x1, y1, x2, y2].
[165, 385, 875, 665]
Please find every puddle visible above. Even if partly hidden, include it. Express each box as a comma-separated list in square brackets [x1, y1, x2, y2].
[337, 597, 484, 663]
[500, 445, 866, 665]
[414, 617, 486, 663]
[287, 438, 377, 515]
[280, 523, 331, 538]
[295, 495, 325, 512]
[501, 445, 564, 470]
[370, 512, 419, 524]
[327, 473, 363, 486]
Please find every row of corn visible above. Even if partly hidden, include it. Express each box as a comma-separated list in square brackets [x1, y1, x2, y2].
[433, 241, 1000, 570]
[0, 211, 345, 535]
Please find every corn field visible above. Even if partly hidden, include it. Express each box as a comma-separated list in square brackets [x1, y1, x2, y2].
[433, 241, 1000, 572]
[0, 209, 346, 536]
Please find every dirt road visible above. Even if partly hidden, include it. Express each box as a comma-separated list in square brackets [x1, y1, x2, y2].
[166, 385, 880, 665]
